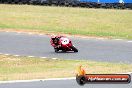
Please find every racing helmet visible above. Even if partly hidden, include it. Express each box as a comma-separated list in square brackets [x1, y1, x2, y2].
[51, 34, 56, 39]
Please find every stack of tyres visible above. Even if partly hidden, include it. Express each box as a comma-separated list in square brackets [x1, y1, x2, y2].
[0, 0, 131, 9]
[40, 0, 51, 5]
[124, 0, 132, 9]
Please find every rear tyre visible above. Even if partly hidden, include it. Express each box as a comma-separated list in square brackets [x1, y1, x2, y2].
[71, 46, 78, 52]
[62, 49, 67, 52]
[54, 48, 59, 53]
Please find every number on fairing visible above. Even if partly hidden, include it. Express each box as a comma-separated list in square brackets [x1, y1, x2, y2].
[61, 38, 69, 44]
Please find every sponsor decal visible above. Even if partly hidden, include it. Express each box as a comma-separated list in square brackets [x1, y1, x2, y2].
[76, 65, 131, 85]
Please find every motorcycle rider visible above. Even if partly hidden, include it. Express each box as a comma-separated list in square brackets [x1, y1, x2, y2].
[50, 34, 78, 52]
[50, 34, 63, 49]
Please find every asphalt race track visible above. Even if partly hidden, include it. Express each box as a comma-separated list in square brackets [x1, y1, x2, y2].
[0, 31, 132, 63]
[0, 31, 132, 88]
[0, 74, 132, 88]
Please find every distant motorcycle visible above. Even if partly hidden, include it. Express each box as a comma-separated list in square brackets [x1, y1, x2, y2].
[50, 36, 78, 53]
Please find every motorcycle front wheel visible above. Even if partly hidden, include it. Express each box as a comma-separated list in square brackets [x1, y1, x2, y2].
[71, 46, 78, 52]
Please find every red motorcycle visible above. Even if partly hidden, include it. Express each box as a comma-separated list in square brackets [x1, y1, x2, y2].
[51, 37, 78, 53]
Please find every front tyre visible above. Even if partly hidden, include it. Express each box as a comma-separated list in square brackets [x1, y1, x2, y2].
[71, 46, 78, 52]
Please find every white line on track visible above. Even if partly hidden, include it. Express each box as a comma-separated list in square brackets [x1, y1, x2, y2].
[13, 55, 20, 57]
[39, 34, 43, 36]
[0, 53, 56, 60]
[17, 32, 21, 34]
[120, 72, 132, 74]
[52, 58, 58, 60]
[4, 54, 10, 55]
[40, 57, 47, 58]
[127, 41, 132, 43]
[114, 39, 123, 40]
[97, 38, 106, 40]
[0, 77, 76, 84]
[28, 33, 33, 35]
[28, 56, 35, 58]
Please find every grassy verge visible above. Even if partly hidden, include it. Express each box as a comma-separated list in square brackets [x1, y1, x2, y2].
[0, 55, 132, 81]
[0, 4, 132, 39]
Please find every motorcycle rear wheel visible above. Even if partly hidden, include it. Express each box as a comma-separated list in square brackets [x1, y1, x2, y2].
[54, 48, 59, 53]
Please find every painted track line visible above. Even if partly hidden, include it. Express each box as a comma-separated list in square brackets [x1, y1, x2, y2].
[0, 53, 59, 60]
[127, 41, 132, 43]
[28, 56, 35, 58]
[40, 57, 47, 58]
[5, 31, 9, 32]
[17, 32, 22, 34]
[39, 34, 44, 36]
[52, 58, 58, 60]
[13, 55, 20, 57]
[5, 54, 10, 55]
[0, 77, 76, 84]
[114, 39, 123, 40]
[28, 33, 33, 35]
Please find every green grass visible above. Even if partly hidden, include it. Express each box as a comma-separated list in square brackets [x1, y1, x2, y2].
[0, 4, 132, 39]
[0, 55, 132, 81]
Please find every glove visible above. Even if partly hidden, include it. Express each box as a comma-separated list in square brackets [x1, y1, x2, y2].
[57, 45, 61, 48]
